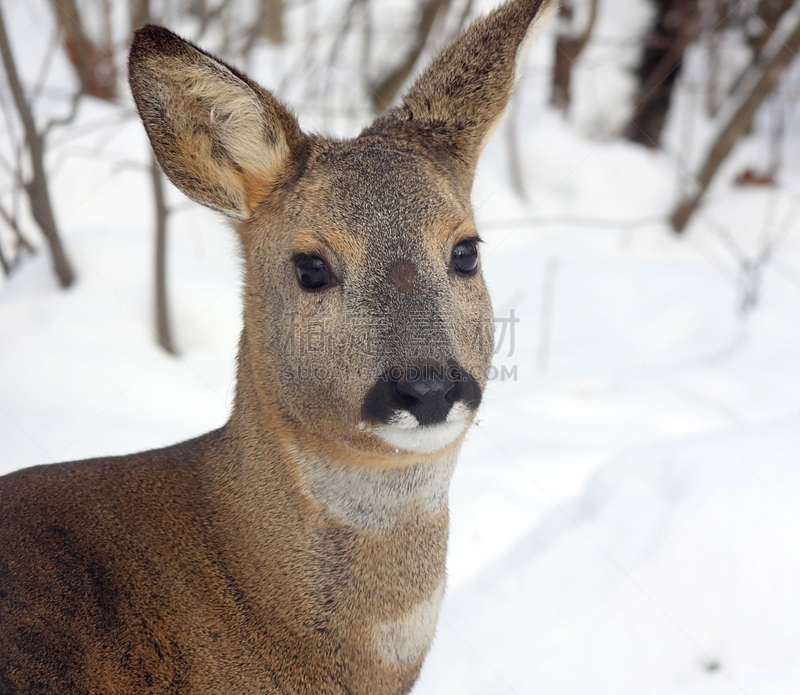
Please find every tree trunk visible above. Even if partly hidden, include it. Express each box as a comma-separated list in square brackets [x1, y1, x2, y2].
[0, 200, 34, 276]
[625, 0, 699, 148]
[0, 238, 9, 277]
[505, 95, 526, 200]
[671, 13, 800, 232]
[0, 4, 74, 288]
[151, 156, 175, 354]
[370, 0, 451, 113]
[129, 0, 175, 353]
[551, 0, 599, 113]
[51, 0, 116, 100]
[130, 0, 151, 31]
[747, 0, 793, 60]
[726, 0, 793, 102]
[25, 142, 75, 288]
[258, 0, 285, 44]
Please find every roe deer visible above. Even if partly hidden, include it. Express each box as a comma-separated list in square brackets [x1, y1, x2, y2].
[0, 0, 555, 692]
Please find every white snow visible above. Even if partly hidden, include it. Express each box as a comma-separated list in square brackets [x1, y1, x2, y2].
[1, 0, 800, 692]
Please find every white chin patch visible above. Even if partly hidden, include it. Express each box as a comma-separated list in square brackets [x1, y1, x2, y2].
[374, 402, 472, 454]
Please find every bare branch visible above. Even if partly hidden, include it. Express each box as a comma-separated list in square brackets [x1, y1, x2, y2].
[257, 0, 285, 44]
[0, 228, 10, 276]
[625, 0, 700, 148]
[150, 155, 176, 354]
[51, 0, 116, 100]
[0, 197, 34, 252]
[130, 0, 151, 31]
[551, 0, 600, 113]
[30, 26, 61, 105]
[451, 0, 476, 38]
[42, 88, 82, 137]
[727, 0, 795, 101]
[671, 12, 800, 232]
[0, 2, 74, 287]
[369, 0, 452, 113]
[748, 0, 793, 60]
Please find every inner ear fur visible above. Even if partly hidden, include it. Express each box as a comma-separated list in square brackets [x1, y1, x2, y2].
[375, 0, 556, 177]
[129, 25, 304, 220]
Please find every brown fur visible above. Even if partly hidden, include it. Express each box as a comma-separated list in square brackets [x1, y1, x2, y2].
[0, 1, 555, 693]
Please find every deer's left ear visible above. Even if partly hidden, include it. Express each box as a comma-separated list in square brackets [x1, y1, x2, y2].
[381, 0, 556, 177]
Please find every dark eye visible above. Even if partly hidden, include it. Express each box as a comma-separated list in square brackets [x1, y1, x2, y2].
[294, 254, 332, 290]
[451, 239, 479, 275]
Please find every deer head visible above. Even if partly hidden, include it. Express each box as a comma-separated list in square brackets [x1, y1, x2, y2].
[128, 0, 555, 467]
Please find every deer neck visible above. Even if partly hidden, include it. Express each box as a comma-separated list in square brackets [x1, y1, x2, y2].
[206, 356, 457, 672]
[221, 390, 459, 532]
[223, 335, 461, 531]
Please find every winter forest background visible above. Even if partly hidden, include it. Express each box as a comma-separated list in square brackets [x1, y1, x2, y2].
[2, 0, 800, 692]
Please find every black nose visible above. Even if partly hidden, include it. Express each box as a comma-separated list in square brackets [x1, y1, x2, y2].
[396, 369, 456, 426]
[397, 371, 455, 401]
[361, 363, 483, 428]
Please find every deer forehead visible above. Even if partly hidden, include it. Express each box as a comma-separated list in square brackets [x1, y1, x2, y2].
[281, 140, 475, 262]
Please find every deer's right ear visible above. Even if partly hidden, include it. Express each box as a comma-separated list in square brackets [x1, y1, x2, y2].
[129, 25, 303, 220]
[386, 0, 556, 179]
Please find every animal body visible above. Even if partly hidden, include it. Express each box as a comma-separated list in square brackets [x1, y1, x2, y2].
[0, 0, 555, 692]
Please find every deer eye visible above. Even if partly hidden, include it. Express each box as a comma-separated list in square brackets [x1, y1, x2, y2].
[451, 239, 479, 275]
[294, 254, 332, 290]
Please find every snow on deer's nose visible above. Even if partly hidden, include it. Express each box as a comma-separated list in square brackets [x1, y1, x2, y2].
[361, 363, 482, 453]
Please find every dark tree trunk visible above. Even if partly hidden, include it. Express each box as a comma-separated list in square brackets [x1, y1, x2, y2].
[671, 13, 800, 232]
[51, 0, 116, 100]
[25, 140, 75, 288]
[747, 0, 793, 60]
[551, 0, 599, 113]
[625, 0, 699, 148]
[370, 0, 451, 113]
[0, 238, 9, 276]
[726, 0, 793, 102]
[151, 157, 175, 354]
[130, 0, 151, 31]
[551, 34, 577, 112]
[0, 5, 74, 288]
[0, 196, 35, 276]
[258, 0, 285, 44]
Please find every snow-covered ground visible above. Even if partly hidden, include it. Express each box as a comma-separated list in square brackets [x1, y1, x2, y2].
[2, 0, 800, 692]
